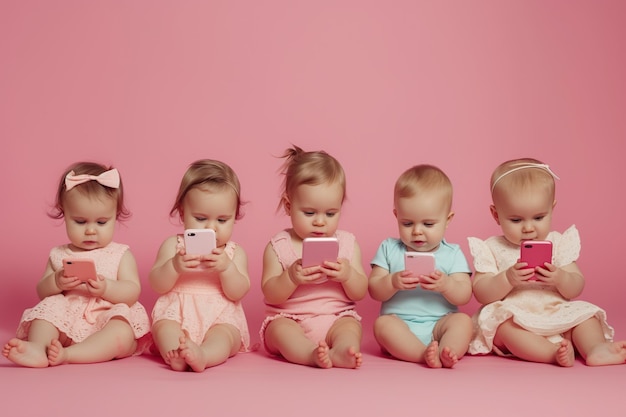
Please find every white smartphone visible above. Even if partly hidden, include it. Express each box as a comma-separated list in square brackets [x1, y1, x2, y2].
[184, 229, 217, 255]
[404, 252, 436, 279]
[520, 240, 552, 269]
[301, 237, 339, 268]
[63, 258, 97, 282]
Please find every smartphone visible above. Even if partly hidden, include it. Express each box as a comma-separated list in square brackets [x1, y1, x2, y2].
[404, 252, 436, 279]
[520, 240, 553, 269]
[63, 258, 97, 282]
[301, 237, 339, 268]
[184, 229, 217, 255]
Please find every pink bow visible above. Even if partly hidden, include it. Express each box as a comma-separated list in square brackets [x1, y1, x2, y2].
[65, 168, 120, 191]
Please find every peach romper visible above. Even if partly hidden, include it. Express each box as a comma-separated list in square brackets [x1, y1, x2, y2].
[260, 229, 361, 351]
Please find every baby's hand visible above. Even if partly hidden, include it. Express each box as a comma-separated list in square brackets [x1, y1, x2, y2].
[419, 270, 448, 293]
[533, 263, 560, 286]
[289, 260, 326, 285]
[321, 258, 351, 283]
[391, 270, 421, 290]
[85, 274, 107, 297]
[197, 247, 232, 273]
[55, 269, 85, 292]
[172, 247, 204, 273]
[506, 262, 536, 286]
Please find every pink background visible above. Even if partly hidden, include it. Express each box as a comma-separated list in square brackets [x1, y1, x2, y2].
[1, 2, 625, 416]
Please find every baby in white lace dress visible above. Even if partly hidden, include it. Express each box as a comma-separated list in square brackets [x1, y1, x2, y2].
[469, 158, 626, 366]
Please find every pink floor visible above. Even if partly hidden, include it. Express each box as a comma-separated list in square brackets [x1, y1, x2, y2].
[2, 319, 624, 416]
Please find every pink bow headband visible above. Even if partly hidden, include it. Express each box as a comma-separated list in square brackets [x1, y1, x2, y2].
[65, 168, 120, 191]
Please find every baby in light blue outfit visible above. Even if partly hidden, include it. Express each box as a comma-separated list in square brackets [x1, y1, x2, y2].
[368, 164, 473, 368]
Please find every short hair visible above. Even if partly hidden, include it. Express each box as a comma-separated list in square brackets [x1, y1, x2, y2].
[170, 159, 244, 220]
[394, 164, 453, 208]
[49, 161, 130, 220]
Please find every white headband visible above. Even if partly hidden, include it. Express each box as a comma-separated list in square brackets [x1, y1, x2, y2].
[491, 163, 559, 193]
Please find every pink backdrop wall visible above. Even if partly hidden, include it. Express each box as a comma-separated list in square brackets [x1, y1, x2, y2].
[2, 1, 625, 342]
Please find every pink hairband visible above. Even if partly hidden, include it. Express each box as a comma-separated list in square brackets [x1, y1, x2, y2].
[65, 168, 120, 191]
[491, 163, 559, 193]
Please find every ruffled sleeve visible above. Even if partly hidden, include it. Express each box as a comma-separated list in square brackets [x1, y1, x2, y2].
[552, 225, 581, 266]
[467, 237, 499, 274]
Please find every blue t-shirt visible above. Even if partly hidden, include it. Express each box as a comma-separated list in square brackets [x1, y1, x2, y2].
[370, 238, 471, 320]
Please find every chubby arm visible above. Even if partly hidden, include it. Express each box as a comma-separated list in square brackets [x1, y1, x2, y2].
[327, 242, 368, 301]
[99, 250, 141, 306]
[37, 259, 68, 299]
[217, 245, 250, 302]
[436, 272, 472, 306]
[148, 236, 182, 295]
[537, 261, 585, 300]
[261, 242, 298, 305]
[472, 270, 513, 304]
[368, 265, 398, 302]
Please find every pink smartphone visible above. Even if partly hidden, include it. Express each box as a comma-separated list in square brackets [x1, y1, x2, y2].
[404, 252, 436, 278]
[184, 229, 216, 255]
[301, 237, 339, 268]
[63, 258, 97, 282]
[520, 240, 553, 269]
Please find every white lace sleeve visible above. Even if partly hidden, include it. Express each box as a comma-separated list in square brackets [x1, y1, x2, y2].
[553, 225, 581, 266]
[467, 237, 499, 274]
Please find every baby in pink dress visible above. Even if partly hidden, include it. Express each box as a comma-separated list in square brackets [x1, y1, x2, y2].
[149, 159, 251, 372]
[3, 162, 150, 367]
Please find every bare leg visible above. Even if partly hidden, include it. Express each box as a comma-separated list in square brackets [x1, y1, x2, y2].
[325, 317, 362, 369]
[2, 319, 59, 368]
[264, 317, 331, 368]
[180, 324, 242, 372]
[571, 317, 626, 366]
[152, 319, 187, 371]
[373, 315, 428, 363]
[48, 318, 136, 366]
[494, 319, 574, 367]
[431, 313, 473, 368]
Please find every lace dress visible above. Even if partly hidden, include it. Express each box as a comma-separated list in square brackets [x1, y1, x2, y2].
[16, 243, 151, 350]
[467, 225, 614, 355]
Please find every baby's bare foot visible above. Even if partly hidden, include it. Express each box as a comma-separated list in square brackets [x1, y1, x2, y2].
[313, 341, 332, 369]
[424, 341, 442, 368]
[3, 338, 49, 368]
[179, 335, 207, 372]
[330, 345, 362, 369]
[440, 346, 459, 368]
[165, 348, 187, 371]
[47, 339, 68, 366]
[555, 339, 575, 367]
[585, 341, 626, 366]
[164, 335, 188, 371]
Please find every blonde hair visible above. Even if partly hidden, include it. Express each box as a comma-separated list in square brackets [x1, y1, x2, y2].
[277, 145, 346, 211]
[394, 164, 453, 209]
[49, 161, 130, 221]
[170, 159, 244, 220]
[490, 158, 556, 199]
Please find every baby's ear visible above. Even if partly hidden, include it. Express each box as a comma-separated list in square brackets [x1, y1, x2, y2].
[489, 205, 500, 224]
[282, 194, 291, 214]
[446, 211, 455, 227]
